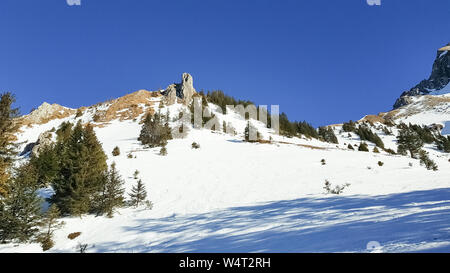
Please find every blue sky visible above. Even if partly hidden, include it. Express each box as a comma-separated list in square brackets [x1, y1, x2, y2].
[0, 0, 449, 126]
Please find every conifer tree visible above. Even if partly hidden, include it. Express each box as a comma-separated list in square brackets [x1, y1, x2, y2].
[358, 142, 369, 152]
[0, 92, 19, 196]
[96, 163, 125, 217]
[244, 121, 250, 141]
[51, 122, 108, 216]
[133, 170, 140, 179]
[112, 146, 120, 156]
[419, 150, 438, 171]
[29, 145, 59, 187]
[139, 112, 172, 148]
[159, 146, 168, 156]
[37, 204, 64, 251]
[318, 126, 338, 144]
[0, 162, 42, 243]
[129, 179, 147, 208]
[397, 128, 424, 158]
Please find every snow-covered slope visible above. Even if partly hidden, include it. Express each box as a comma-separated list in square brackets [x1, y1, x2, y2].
[378, 93, 450, 135]
[1, 88, 450, 253]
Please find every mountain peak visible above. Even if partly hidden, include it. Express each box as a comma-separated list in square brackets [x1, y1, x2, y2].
[19, 102, 75, 126]
[438, 44, 450, 52]
[393, 43, 450, 109]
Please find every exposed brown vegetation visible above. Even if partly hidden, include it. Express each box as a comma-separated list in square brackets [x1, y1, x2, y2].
[67, 232, 81, 240]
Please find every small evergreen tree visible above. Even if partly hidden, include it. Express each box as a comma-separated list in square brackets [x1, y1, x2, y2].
[419, 150, 438, 171]
[96, 163, 125, 217]
[436, 135, 450, 153]
[133, 170, 140, 179]
[0, 162, 42, 243]
[37, 204, 64, 251]
[355, 125, 384, 148]
[159, 146, 168, 156]
[138, 112, 172, 148]
[296, 121, 319, 139]
[397, 128, 424, 158]
[318, 127, 338, 144]
[347, 144, 354, 150]
[112, 146, 120, 156]
[358, 142, 369, 152]
[129, 179, 147, 208]
[342, 120, 356, 132]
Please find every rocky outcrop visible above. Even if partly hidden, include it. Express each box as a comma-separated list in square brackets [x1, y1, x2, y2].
[29, 131, 54, 157]
[18, 102, 76, 127]
[161, 73, 197, 105]
[394, 43, 450, 109]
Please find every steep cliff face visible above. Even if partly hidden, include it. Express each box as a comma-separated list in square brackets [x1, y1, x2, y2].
[394, 43, 450, 109]
[161, 73, 196, 105]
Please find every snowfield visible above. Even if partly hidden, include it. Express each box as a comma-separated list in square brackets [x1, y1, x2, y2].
[1, 99, 449, 253]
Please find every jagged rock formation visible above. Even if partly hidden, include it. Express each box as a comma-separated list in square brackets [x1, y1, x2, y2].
[18, 102, 75, 127]
[161, 73, 196, 105]
[15, 74, 195, 131]
[394, 43, 450, 109]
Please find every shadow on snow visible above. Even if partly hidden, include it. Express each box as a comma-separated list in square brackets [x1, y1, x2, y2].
[93, 188, 450, 253]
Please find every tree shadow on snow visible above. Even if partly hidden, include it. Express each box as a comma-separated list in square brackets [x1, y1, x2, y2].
[93, 188, 450, 253]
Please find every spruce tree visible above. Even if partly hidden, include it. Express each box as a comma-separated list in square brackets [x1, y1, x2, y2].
[0, 92, 19, 196]
[0, 162, 42, 243]
[129, 179, 147, 208]
[29, 145, 59, 187]
[37, 204, 64, 251]
[51, 122, 108, 216]
[96, 163, 125, 217]
[139, 112, 172, 148]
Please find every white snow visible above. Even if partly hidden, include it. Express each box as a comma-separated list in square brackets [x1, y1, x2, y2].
[1, 99, 449, 253]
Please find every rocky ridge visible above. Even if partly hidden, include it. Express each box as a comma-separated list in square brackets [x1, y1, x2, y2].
[394, 43, 450, 109]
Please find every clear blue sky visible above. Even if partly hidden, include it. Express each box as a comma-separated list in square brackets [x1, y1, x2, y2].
[1, 0, 449, 126]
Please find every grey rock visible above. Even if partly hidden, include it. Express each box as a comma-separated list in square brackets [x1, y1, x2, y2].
[394, 43, 450, 109]
[161, 73, 197, 105]
[31, 131, 54, 157]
